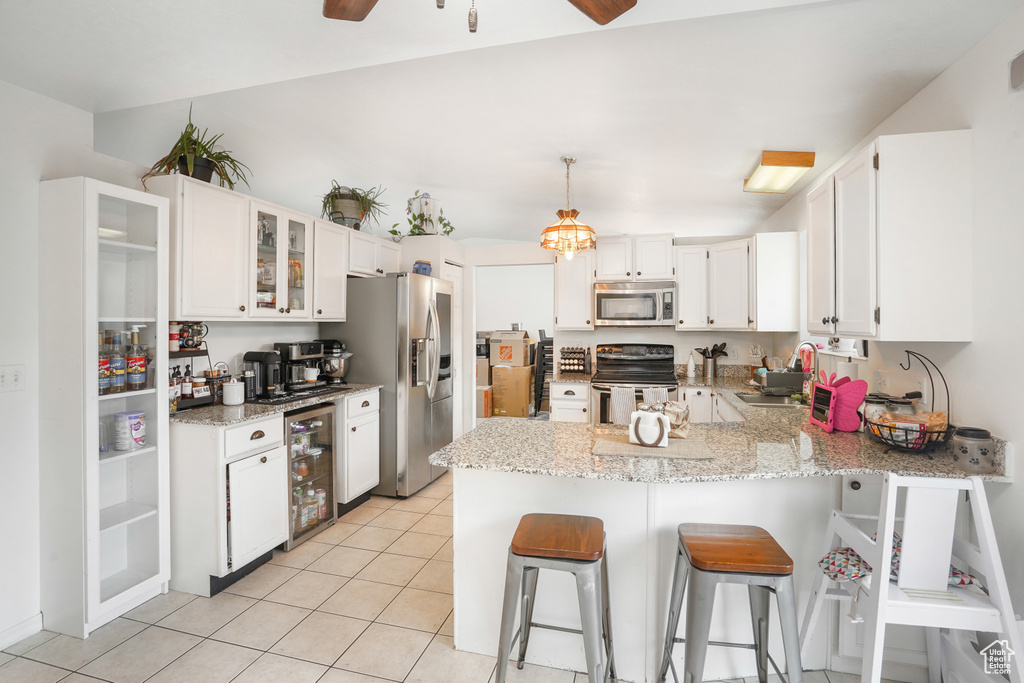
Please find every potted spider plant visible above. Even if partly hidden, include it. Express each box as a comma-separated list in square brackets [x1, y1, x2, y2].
[321, 182, 387, 230]
[142, 106, 251, 190]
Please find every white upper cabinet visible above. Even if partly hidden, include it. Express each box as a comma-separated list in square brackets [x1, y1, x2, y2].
[378, 241, 401, 275]
[674, 246, 707, 330]
[595, 234, 674, 281]
[634, 235, 676, 280]
[249, 201, 313, 320]
[349, 231, 400, 277]
[312, 219, 348, 321]
[150, 176, 249, 320]
[707, 239, 751, 330]
[805, 130, 972, 342]
[750, 232, 799, 332]
[807, 178, 837, 336]
[834, 144, 878, 338]
[595, 236, 632, 280]
[554, 250, 595, 330]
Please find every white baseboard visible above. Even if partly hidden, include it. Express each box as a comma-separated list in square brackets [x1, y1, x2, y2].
[0, 613, 42, 651]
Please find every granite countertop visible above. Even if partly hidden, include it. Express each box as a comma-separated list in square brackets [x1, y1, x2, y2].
[170, 384, 382, 427]
[430, 378, 1010, 483]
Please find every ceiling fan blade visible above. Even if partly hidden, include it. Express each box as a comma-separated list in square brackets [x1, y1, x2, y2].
[566, 0, 637, 25]
[322, 0, 380, 22]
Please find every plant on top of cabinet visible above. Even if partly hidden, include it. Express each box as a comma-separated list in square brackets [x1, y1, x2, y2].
[141, 105, 252, 191]
[321, 181, 388, 230]
[389, 190, 454, 242]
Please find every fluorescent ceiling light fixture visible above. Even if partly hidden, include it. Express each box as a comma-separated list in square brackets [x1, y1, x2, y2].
[743, 151, 816, 194]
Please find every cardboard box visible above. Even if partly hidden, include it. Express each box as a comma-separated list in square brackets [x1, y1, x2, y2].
[489, 330, 530, 367]
[492, 365, 533, 418]
[476, 385, 492, 419]
[475, 358, 491, 385]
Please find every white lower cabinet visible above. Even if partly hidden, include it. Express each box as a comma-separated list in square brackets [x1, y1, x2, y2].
[680, 387, 714, 423]
[227, 446, 289, 569]
[337, 390, 381, 504]
[169, 415, 288, 597]
[713, 393, 744, 423]
[549, 382, 591, 423]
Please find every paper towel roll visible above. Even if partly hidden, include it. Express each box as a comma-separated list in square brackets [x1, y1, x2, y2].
[837, 361, 859, 381]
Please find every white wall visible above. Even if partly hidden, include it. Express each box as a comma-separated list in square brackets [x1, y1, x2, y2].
[759, 5, 1024, 607]
[202, 322, 321, 377]
[475, 265, 554, 340]
[0, 80, 146, 647]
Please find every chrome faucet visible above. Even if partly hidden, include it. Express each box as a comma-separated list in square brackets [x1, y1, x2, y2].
[788, 341, 819, 382]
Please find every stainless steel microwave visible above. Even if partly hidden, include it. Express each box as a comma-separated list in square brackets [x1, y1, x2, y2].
[593, 281, 675, 327]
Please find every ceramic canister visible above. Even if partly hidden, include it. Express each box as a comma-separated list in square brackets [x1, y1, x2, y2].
[952, 427, 996, 474]
[223, 378, 245, 405]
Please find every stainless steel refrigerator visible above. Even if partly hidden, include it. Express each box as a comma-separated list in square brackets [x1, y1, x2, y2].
[321, 273, 453, 498]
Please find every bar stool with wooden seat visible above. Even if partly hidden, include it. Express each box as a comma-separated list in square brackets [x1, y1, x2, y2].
[658, 523, 803, 683]
[495, 513, 616, 683]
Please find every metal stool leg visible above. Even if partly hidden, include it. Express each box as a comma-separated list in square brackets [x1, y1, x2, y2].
[576, 562, 607, 683]
[748, 584, 771, 683]
[774, 574, 804, 683]
[659, 546, 689, 682]
[600, 552, 617, 681]
[518, 566, 539, 669]
[495, 551, 524, 683]
[683, 567, 718, 683]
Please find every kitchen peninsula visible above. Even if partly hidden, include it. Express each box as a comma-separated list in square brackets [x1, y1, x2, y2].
[430, 383, 1010, 682]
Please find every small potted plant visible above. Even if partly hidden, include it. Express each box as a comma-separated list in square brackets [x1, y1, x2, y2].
[142, 105, 251, 190]
[389, 190, 455, 242]
[321, 182, 387, 230]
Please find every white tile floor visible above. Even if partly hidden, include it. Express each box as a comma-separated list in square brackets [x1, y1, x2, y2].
[1, 471, 880, 683]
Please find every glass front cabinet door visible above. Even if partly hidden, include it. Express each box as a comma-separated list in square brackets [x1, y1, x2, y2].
[250, 201, 313, 319]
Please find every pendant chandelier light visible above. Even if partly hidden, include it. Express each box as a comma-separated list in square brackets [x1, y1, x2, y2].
[540, 156, 596, 260]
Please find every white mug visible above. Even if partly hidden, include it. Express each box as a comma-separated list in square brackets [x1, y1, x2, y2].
[304, 367, 319, 383]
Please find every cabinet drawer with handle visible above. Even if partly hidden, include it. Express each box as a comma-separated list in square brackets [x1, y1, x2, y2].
[346, 391, 380, 419]
[550, 383, 589, 401]
[223, 417, 284, 461]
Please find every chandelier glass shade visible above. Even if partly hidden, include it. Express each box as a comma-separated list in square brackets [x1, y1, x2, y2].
[540, 157, 596, 258]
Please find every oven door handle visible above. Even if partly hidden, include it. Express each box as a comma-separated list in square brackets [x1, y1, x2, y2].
[591, 383, 679, 393]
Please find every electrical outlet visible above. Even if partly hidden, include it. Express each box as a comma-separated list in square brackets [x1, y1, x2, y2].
[916, 376, 930, 410]
[0, 365, 26, 392]
[11, 365, 24, 391]
[873, 369, 889, 394]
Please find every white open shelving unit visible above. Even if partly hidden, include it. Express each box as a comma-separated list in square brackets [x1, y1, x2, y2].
[39, 177, 170, 638]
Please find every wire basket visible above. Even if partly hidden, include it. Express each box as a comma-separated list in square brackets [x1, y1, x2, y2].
[865, 419, 953, 453]
[864, 349, 953, 456]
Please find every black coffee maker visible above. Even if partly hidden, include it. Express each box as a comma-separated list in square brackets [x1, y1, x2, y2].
[242, 350, 284, 398]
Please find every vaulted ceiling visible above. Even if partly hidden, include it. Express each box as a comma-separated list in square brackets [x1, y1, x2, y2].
[2, 0, 1019, 242]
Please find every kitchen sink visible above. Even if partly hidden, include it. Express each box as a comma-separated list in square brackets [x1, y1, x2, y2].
[737, 393, 804, 407]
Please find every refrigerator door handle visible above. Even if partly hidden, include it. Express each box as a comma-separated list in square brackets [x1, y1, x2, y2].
[426, 299, 440, 399]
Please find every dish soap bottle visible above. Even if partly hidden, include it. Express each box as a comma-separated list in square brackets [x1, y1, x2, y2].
[686, 352, 696, 378]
